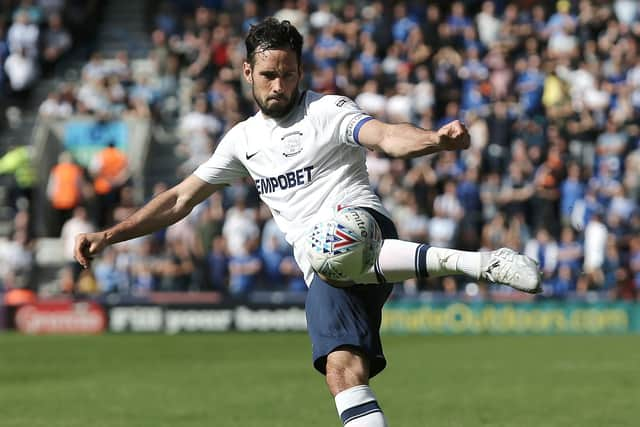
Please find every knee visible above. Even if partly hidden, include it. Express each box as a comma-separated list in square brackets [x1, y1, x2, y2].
[325, 347, 370, 396]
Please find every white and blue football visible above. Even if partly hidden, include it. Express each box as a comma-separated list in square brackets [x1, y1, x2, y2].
[305, 207, 382, 283]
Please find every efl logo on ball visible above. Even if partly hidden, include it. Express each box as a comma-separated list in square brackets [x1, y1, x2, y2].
[306, 207, 382, 282]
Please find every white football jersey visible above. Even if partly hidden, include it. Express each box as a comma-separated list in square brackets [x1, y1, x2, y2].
[194, 90, 390, 285]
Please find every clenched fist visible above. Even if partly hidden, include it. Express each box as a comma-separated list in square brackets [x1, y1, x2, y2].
[436, 120, 471, 151]
[74, 232, 109, 269]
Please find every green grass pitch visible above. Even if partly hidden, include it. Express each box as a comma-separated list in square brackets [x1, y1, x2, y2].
[1, 333, 638, 426]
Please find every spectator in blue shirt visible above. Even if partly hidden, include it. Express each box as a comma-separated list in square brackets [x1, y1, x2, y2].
[550, 264, 574, 298]
[456, 167, 482, 223]
[515, 55, 545, 117]
[391, 3, 417, 43]
[447, 1, 473, 37]
[207, 236, 228, 292]
[560, 162, 586, 226]
[546, 0, 576, 37]
[357, 39, 380, 81]
[260, 219, 289, 286]
[556, 226, 583, 276]
[94, 248, 128, 294]
[458, 47, 489, 112]
[313, 25, 347, 70]
[242, 1, 260, 34]
[280, 253, 306, 293]
[228, 250, 262, 297]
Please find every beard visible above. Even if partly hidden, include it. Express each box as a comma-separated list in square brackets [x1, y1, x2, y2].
[253, 87, 299, 118]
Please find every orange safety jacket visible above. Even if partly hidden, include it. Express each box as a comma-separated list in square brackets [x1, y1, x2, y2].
[49, 162, 83, 210]
[94, 147, 128, 195]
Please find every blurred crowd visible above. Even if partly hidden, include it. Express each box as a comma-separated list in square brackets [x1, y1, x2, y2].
[0, 0, 100, 95]
[37, 50, 155, 121]
[2, 0, 640, 302]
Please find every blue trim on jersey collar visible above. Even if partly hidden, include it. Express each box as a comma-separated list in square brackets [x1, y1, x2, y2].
[353, 116, 374, 146]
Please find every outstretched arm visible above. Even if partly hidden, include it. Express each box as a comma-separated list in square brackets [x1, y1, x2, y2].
[74, 174, 224, 268]
[356, 119, 470, 158]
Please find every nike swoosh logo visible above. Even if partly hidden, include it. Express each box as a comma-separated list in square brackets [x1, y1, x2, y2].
[246, 151, 259, 160]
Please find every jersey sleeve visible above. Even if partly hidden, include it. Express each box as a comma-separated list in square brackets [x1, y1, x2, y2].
[315, 95, 373, 147]
[193, 126, 249, 184]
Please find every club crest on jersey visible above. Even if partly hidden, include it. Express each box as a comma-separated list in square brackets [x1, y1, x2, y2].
[335, 97, 358, 109]
[309, 222, 360, 256]
[281, 131, 303, 157]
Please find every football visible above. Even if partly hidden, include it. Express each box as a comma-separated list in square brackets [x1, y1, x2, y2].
[305, 207, 382, 283]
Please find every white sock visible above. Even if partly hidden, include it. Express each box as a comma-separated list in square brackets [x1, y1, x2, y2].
[335, 385, 388, 426]
[355, 240, 489, 283]
[425, 246, 486, 280]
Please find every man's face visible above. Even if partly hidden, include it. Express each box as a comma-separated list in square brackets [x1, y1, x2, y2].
[244, 48, 301, 118]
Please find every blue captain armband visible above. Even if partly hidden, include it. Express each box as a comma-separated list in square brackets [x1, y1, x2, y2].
[353, 116, 374, 146]
[345, 114, 373, 146]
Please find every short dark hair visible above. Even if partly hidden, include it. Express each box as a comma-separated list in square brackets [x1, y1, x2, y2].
[245, 18, 303, 66]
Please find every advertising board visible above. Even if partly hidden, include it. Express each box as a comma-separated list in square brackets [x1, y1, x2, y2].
[108, 305, 308, 333]
[14, 301, 106, 335]
[5, 300, 639, 335]
[381, 301, 640, 335]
